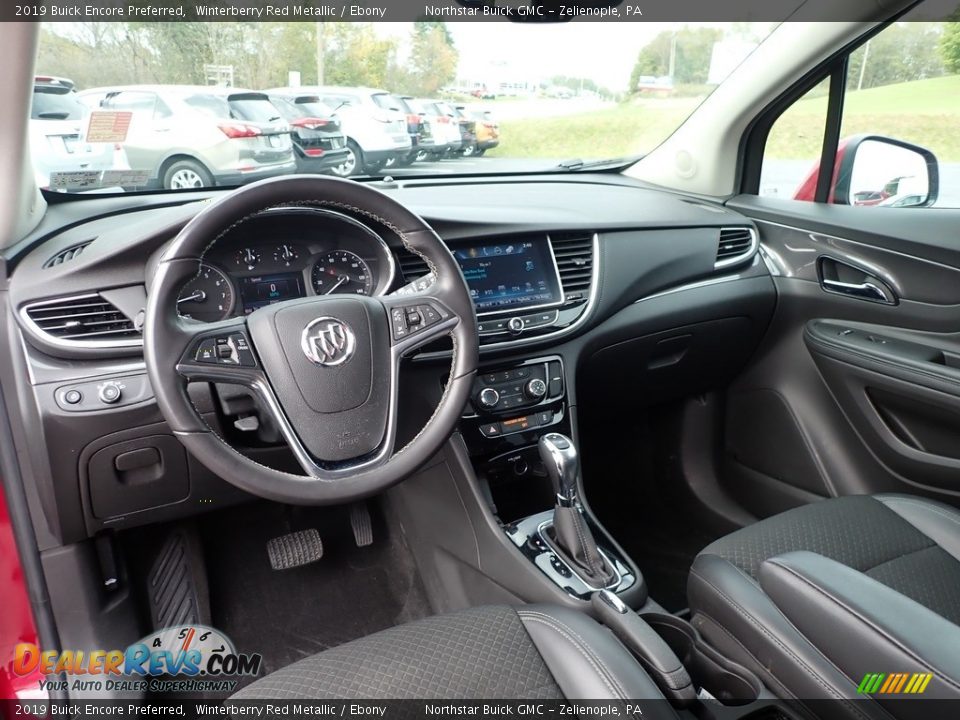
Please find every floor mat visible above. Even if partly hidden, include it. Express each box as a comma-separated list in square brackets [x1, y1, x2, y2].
[582, 409, 722, 612]
[198, 500, 433, 690]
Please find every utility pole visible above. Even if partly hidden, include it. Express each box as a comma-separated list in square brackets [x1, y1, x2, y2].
[668, 32, 677, 80]
[315, 22, 325, 85]
[857, 39, 870, 91]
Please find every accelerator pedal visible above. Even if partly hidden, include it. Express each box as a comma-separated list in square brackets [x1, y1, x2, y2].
[350, 502, 374, 547]
[267, 528, 324, 570]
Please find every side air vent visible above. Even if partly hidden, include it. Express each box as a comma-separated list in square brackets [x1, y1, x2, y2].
[22, 294, 140, 345]
[393, 247, 430, 284]
[549, 232, 595, 304]
[716, 227, 757, 268]
[43, 240, 92, 268]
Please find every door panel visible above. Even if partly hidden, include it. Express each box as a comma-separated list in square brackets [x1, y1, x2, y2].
[720, 196, 960, 516]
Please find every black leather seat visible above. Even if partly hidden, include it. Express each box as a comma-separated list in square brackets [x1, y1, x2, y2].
[233, 604, 673, 713]
[688, 494, 960, 715]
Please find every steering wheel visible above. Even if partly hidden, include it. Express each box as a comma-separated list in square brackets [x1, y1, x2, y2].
[144, 175, 478, 504]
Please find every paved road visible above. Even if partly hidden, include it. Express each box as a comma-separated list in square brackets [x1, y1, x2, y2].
[390, 156, 960, 208]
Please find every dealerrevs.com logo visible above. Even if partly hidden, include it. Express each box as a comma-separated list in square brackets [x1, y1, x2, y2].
[13, 625, 262, 694]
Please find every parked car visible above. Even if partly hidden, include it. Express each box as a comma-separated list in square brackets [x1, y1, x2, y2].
[450, 105, 479, 157]
[264, 93, 348, 175]
[464, 108, 500, 156]
[414, 99, 463, 158]
[30, 76, 117, 190]
[279, 86, 411, 177]
[77, 85, 296, 189]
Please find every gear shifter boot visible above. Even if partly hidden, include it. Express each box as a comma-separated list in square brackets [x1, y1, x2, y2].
[551, 505, 616, 585]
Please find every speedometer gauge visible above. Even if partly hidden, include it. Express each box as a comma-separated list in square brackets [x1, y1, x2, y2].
[311, 251, 374, 296]
[177, 264, 235, 322]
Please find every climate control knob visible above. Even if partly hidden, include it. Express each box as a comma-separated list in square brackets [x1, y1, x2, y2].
[477, 387, 500, 409]
[524, 378, 547, 400]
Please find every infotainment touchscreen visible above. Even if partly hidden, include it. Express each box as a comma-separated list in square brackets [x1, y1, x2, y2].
[453, 239, 563, 314]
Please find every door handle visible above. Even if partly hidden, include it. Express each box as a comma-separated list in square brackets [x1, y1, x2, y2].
[821, 278, 893, 303]
[817, 256, 898, 305]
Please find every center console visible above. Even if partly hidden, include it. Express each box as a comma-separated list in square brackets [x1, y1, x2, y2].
[458, 353, 643, 606]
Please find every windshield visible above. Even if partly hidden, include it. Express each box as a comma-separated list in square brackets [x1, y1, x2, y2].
[34, 21, 778, 193]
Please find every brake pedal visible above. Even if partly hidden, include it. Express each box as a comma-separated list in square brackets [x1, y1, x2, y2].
[267, 529, 323, 570]
[350, 502, 373, 547]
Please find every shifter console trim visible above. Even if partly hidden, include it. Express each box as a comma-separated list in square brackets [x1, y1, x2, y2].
[505, 510, 636, 600]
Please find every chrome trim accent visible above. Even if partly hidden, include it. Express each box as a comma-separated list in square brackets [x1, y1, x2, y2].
[632, 268, 750, 305]
[714, 226, 759, 269]
[19, 293, 142, 350]
[474, 234, 565, 317]
[537, 519, 622, 592]
[416, 233, 601, 358]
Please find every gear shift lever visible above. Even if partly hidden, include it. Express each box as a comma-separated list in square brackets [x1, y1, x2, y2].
[538, 433, 579, 507]
[538, 433, 615, 586]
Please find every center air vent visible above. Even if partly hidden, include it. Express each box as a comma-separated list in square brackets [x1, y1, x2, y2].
[23, 294, 140, 345]
[43, 240, 93, 268]
[549, 232, 595, 304]
[393, 247, 430, 284]
[715, 227, 757, 268]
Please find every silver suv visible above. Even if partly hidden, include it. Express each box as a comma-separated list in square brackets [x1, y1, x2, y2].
[278, 86, 411, 176]
[77, 85, 296, 189]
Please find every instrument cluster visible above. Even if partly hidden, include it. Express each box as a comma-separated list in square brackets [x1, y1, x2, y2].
[176, 209, 395, 322]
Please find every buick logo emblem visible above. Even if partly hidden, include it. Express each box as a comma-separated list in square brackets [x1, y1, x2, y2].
[301, 317, 356, 367]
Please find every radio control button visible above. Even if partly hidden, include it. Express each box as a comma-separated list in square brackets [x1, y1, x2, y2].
[507, 317, 524, 335]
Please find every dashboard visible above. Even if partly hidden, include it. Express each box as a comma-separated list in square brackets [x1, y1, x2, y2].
[175, 208, 395, 322]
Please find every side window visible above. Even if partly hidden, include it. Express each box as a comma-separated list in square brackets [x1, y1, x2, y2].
[757, 18, 958, 209]
[104, 91, 157, 117]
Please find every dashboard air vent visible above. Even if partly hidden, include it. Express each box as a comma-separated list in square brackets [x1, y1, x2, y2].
[23, 294, 139, 343]
[716, 227, 757, 267]
[549, 232, 594, 303]
[43, 241, 92, 268]
[394, 247, 430, 284]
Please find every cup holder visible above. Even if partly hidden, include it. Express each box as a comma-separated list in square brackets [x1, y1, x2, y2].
[642, 612, 761, 706]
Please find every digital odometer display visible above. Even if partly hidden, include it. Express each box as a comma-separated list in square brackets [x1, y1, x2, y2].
[454, 240, 563, 314]
[239, 272, 305, 314]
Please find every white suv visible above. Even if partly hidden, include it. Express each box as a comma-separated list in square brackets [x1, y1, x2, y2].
[275, 86, 411, 176]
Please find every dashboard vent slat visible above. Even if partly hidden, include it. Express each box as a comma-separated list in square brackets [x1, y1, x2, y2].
[393, 248, 430, 284]
[24, 294, 139, 343]
[43, 240, 93, 268]
[716, 227, 757, 266]
[549, 233, 594, 303]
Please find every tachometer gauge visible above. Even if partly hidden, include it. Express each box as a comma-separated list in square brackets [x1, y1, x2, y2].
[177, 264, 235, 322]
[311, 250, 374, 296]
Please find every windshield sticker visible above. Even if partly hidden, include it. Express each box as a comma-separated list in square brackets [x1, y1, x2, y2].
[86, 111, 132, 144]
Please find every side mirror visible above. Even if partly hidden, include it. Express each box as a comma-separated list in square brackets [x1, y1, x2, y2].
[834, 135, 938, 208]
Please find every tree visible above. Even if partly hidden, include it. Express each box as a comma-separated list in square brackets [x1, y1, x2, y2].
[629, 27, 723, 91]
[941, 20, 960, 73]
[397, 22, 458, 97]
[323, 24, 397, 89]
[846, 23, 946, 90]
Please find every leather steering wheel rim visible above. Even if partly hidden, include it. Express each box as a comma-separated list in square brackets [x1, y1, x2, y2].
[144, 175, 478, 504]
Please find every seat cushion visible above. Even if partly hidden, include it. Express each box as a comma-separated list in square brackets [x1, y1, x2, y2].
[232, 604, 670, 705]
[698, 494, 960, 623]
[688, 493, 960, 714]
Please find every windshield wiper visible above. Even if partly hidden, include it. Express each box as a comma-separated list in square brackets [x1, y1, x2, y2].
[555, 155, 643, 171]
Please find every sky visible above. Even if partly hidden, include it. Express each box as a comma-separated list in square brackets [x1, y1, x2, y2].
[375, 22, 776, 93]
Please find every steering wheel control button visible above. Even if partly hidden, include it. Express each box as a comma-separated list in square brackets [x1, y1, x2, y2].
[63, 389, 83, 405]
[391, 301, 447, 342]
[98, 382, 123, 404]
[192, 333, 257, 367]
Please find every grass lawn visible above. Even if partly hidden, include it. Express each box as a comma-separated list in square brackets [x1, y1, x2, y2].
[490, 76, 960, 162]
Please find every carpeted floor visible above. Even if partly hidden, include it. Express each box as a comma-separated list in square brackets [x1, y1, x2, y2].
[196, 500, 433, 689]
